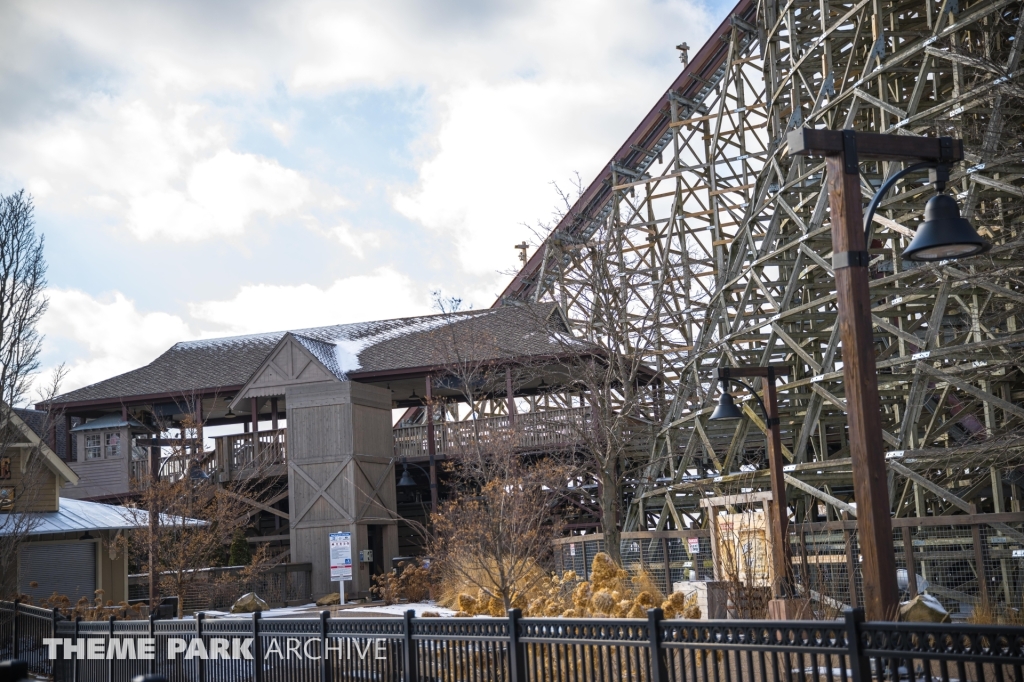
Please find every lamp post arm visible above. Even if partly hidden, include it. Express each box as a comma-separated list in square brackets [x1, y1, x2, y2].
[722, 378, 769, 422]
[863, 161, 936, 245]
[396, 456, 431, 478]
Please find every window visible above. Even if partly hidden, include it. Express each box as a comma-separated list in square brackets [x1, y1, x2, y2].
[104, 431, 121, 458]
[85, 434, 102, 459]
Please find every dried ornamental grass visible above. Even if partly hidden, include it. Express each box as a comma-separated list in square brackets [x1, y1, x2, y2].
[440, 551, 699, 619]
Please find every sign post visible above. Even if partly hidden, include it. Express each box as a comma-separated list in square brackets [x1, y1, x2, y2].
[329, 531, 352, 607]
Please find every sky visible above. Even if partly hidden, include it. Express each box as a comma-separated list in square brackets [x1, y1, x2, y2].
[0, 0, 731, 399]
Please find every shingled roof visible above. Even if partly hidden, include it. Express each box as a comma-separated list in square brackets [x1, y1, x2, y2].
[49, 303, 576, 407]
[49, 332, 285, 406]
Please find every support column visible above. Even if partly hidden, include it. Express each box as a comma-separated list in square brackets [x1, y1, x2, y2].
[825, 149, 899, 621]
[764, 372, 793, 601]
[284, 382, 395, 598]
[505, 368, 516, 425]
[195, 399, 203, 455]
[271, 398, 279, 431]
[65, 413, 73, 461]
[148, 437, 160, 608]
[425, 376, 438, 514]
[251, 397, 260, 461]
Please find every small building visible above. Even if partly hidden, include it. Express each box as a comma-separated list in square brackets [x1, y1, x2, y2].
[1, 405, 155, 606]
[65, 414, 151, 501]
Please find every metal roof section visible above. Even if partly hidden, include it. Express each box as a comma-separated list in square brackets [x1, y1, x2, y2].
[70, 414, 148, 432]
[10, 497, 205, 536]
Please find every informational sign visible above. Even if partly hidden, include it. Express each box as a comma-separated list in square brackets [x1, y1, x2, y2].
[329, 532, 352, 581]
[688, 537, 700, 554]
[569, 543, 576, 557]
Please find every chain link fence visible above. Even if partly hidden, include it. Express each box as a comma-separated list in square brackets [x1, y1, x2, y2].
[556, 516, 1024, 621]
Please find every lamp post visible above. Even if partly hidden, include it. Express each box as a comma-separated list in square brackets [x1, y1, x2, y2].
[786, 128, 988, 621]
[709, 365, 801, 618]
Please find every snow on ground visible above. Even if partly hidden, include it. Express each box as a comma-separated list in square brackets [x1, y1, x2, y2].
[342, 603, 456, 617]
[197, 602, 455, 619]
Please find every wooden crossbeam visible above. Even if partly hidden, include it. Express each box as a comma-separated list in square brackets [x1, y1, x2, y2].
[784, 474, 857, 518]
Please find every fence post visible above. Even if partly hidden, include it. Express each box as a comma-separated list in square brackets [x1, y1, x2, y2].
[507, 609, 526, 682]
[403, 610, 417, 682]
[12, 597, 19, 660]
[148, 612, 156, 675]
[969, 511, 990, 612]
[844, 608, 869, 682]
[52, 607, 61, 680]
[647, 608, 667, 682]
[252, 611, 263, 682]
[196, 612, 205, 682]
[109, 615, 116, 682]
[320, 610, 329, 682]
[73, 616, 81, 682]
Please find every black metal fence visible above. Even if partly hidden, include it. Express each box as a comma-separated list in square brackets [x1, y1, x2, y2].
[0, 600, 60, 676]
[4, 599, 1024, 682]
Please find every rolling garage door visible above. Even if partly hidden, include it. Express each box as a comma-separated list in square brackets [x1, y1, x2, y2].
[19, 542, 96, 604]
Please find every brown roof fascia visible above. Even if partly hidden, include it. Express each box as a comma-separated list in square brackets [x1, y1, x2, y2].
[36, 386, 244, 413]
[494, 0, 753, 304]
[347, 351, 603, 383]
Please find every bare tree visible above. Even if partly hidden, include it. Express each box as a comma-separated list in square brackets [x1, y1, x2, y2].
[0, 190, 53, 599]
[0, 190, 47, 410]
[126, 411, 278, 617]
[516, 179, 684, 557]
[430, 435, 569, 612]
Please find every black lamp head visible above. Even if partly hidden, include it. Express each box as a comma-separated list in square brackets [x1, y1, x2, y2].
[397, 463, 416, 487]
[709, 390, 743, 421]
[902, 193, 989, 262]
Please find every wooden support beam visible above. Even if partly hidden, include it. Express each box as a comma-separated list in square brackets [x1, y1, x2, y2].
[916, 362, 1024, 422]
[234, 490, 289, 522]
[784, 474, 857, 517]
[224, 490, 289, 520]
[699, 490, 772, 507]
[889, 460, 1024, 543]
[787, 128, 963, 163]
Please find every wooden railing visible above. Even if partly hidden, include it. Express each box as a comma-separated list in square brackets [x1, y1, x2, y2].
[393, 407, 591, 459]
[214, 428, 287, 480]
[130, 450, 217, 486]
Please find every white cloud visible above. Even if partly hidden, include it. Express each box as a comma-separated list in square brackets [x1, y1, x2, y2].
[189, 267, 432, 335]
[38, 289, 195, 393]
[9, 0, 720, 394]
[325, 222, 379, 259]
[4, 97, 322, 241]
[129, 149, 312, 240]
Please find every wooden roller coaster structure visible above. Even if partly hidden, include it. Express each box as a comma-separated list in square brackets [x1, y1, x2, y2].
[497, 0, 1024, 534]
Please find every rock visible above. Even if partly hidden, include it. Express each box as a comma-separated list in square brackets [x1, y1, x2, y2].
[316, 593, 340, 606]
[900, 594, 950, 623]
[230, 592, 269, 614]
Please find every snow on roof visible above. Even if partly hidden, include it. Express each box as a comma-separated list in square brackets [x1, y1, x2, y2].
[50, 303, 570, 406]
